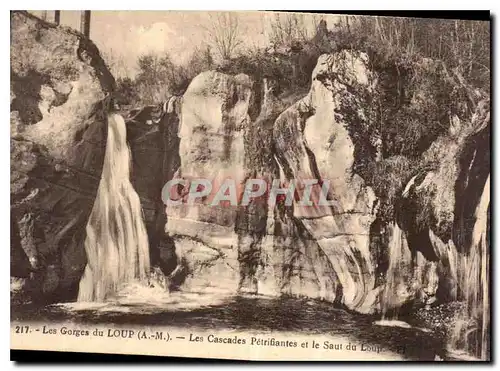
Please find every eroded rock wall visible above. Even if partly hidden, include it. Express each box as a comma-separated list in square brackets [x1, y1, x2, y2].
[10, 11, 114, 302]
[163, 53, 379, 311]
[162, 50, 489, 316]
[164, 71, 253, 293]
[273, 51, 379, 312]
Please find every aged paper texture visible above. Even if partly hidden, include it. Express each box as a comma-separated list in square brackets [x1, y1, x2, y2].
[10, 10, 491, 361]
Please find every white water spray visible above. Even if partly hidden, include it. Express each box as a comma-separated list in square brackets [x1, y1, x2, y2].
[380, 222, 411, 319]
[450, 174, 490, 360]
[78, 113, 150, 302]
[379, 175, 420, 319]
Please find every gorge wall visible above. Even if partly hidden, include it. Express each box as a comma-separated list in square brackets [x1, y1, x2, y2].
[10, 11, 115, 303]
[137, 50, 490, 320]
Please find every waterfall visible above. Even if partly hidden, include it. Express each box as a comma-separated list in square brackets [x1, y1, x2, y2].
[77, 113, 150, 302]
[377, 174, 418, 319]
[380, 222, 409, 319]
[450, 174, 490, 360]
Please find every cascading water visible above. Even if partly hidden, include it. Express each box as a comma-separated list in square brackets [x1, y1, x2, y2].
[376, 170, 490, 360]
[377, 173, 437, 330]
[450, 174, 490, 360]
[77, 113, 150, 302]
[379, 222, 409, 320]
[377, 175, 418, 320]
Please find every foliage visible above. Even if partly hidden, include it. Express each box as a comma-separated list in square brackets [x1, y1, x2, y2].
[329, 16, 489, 91]
[203, 12, 243, 61]
[268, 13, 322, 48]
[325, 15, 489, 160]
[320, 15, 489, 223]
[127, 46, 214, 106]
[115, 77, 138, 106]
[363, 155, 420, 224]
[133, 54, 173, 105]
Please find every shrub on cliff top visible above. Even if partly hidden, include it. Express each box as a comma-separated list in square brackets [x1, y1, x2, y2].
[326, 16, 487, 158]
[321, 16, 488, 225]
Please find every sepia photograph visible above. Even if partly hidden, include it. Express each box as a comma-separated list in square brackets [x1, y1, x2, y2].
[10, 10, 491, 362]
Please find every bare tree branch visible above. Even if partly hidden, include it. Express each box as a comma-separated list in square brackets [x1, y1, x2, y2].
[269, 13, 320, 48]
[203, 12, 243, 61]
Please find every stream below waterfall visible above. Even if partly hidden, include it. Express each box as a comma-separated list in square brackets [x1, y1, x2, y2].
[12, 290, 463, 361]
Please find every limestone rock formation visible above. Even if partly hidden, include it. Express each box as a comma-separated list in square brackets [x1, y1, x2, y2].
[10, 11, 114, 302]
[165, 71, 253, 292]
[393, 94, 490, 328]
[161, 50, 489, 317]
[273, 51, 379, 312]
[162, 53, 379, 311]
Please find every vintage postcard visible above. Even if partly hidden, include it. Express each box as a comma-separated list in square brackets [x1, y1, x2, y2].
[10, 10, 491, 361]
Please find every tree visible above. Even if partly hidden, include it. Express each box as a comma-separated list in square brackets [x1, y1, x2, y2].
[102, 47, 131, 79]
[115, 77, 138, 106]
[203, 45, 214, 69]
[131, 48, 215, 106]
[204, 12, 243, 61]
[333, 15, 489, 87]
[134, 53, 174, 105]
[269, 13, 322, 48]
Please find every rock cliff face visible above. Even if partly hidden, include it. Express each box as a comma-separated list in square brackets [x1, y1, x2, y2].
[124, 99, 182, 279]
[394, 98, 490, 302]
[160, 50, 490, 316]
[11, 11, 489, 327]
[164, 71, 253, 292]
[10, 11, 114, 302]
[273, 51, 379, 312]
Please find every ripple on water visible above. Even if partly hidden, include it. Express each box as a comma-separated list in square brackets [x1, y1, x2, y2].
[55, 282, 231, 315]
[12, 291, 446, 361]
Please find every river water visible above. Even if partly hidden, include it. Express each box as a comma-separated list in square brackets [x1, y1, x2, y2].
[12, 288, 452, 361]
